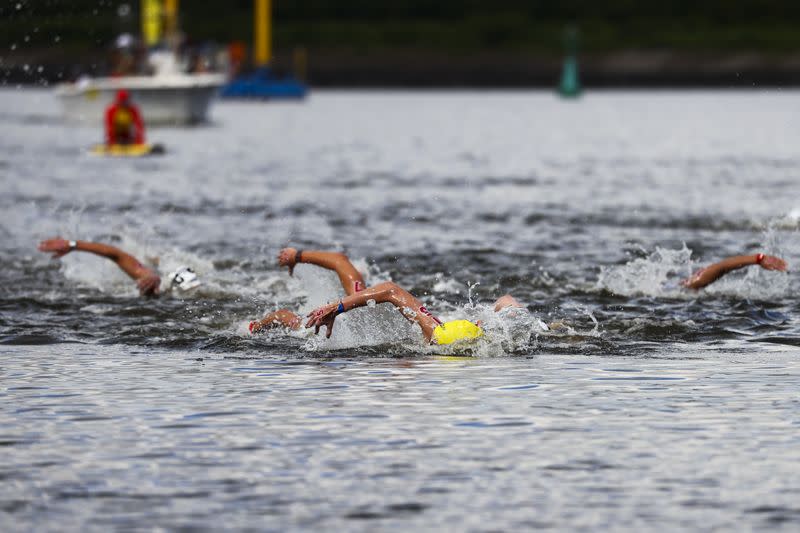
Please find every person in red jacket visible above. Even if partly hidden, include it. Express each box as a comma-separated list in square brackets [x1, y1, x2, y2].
[105, 89, 145, 145]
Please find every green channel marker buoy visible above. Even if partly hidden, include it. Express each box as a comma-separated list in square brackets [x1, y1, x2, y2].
[558, 26, 582, 98]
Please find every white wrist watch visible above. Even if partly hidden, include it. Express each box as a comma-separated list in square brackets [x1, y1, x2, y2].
[68, 240, 77, 249]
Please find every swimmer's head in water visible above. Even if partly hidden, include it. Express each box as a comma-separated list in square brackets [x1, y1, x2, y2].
[432, 319, 484, 345]
[167, 266, 201, 292]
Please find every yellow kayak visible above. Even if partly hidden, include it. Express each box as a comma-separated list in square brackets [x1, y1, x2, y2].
[88, 143, 165, 157]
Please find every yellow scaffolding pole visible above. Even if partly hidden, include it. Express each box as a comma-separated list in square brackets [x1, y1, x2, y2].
[164, 0, 179, 41]
[254, 0, 272, 66]
[141, 0, 162, 46]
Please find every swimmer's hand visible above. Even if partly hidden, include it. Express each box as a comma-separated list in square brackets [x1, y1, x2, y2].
[278, 247, 298, 276]
[250, 310, 302, 334]
[136, 271, 161, 296]
[306, 303, 339, 338]
[759, 255, 788, 272]
[38, 238, 73, 259]
[680, 269, 706, 289]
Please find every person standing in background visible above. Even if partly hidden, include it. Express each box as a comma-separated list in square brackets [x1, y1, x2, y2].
[105, 90, 146, 146]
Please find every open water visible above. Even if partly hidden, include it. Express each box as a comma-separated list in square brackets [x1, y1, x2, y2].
[1, 89, 800, 531]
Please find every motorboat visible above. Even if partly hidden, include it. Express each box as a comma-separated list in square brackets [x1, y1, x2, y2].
[54, 0, 225, 125]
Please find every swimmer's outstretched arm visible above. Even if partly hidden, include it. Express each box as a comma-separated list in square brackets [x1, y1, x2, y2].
[305, 282, 440, 341]
[278, 247, 364, 295]
[249, 309, 302, 333]
[38, 238, 161, 296]
[682, 253, 788, 290]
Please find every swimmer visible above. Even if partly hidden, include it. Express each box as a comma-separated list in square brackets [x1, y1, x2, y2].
[305, 282, 524, 345]
[37, 237, 199, 296]
[249, 247, 365, 333]
[682, 253, 788, 290]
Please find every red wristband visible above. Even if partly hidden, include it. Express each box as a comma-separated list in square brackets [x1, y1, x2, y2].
[756, 253, 765, 264]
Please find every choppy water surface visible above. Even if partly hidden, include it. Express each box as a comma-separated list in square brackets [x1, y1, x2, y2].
[1, 89, 799, 530]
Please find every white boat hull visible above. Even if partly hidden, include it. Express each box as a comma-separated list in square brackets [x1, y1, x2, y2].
[55, 74, 225, 126]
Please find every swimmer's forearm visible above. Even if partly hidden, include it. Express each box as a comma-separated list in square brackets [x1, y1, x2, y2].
[73, 241, 124, 261]
[338, 283, 396, 312]
[74, 241, 148, 280]
[307, 282, 436, 342]
[684, 255, 758, 290]
[297, 250, 345, 269]
[337, 282, 424, 317]
[304, 285, 395, 336]
[299, 251, 364, 295]
[338, 282, 435, 338]
[250, 309, 301, 333]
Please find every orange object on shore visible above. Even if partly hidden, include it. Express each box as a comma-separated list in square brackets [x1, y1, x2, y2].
[228, 41, 247, 76]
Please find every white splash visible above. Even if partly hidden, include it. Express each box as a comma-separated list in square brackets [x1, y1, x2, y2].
[597, 244, 694, 298]
[432, 272, 463, 295]
[771, 207, 800, 230]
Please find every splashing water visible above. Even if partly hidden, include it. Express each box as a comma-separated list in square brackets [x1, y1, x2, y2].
[596, 244, 694, 298]
[772, 207, 800, 230]
[432, 272, 464, 295]
[566, 305, 602, 337]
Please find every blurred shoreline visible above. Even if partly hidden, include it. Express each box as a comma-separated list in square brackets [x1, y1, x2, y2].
[4, 48, 800, 88]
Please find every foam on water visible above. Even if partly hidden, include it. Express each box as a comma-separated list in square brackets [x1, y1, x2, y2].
[432, 272, 465, 295]
[772, 206, 800, 230]
[596, 244, 695, 298]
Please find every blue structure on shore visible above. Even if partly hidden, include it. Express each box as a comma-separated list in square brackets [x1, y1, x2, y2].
[221, 67, 307, 99]
[221, 0, 308, 100]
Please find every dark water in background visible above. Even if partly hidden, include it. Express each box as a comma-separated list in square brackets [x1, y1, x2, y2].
[1, 89, 800, 530]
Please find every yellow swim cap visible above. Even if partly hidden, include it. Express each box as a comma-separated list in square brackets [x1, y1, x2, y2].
[432, 320, 484, 345]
